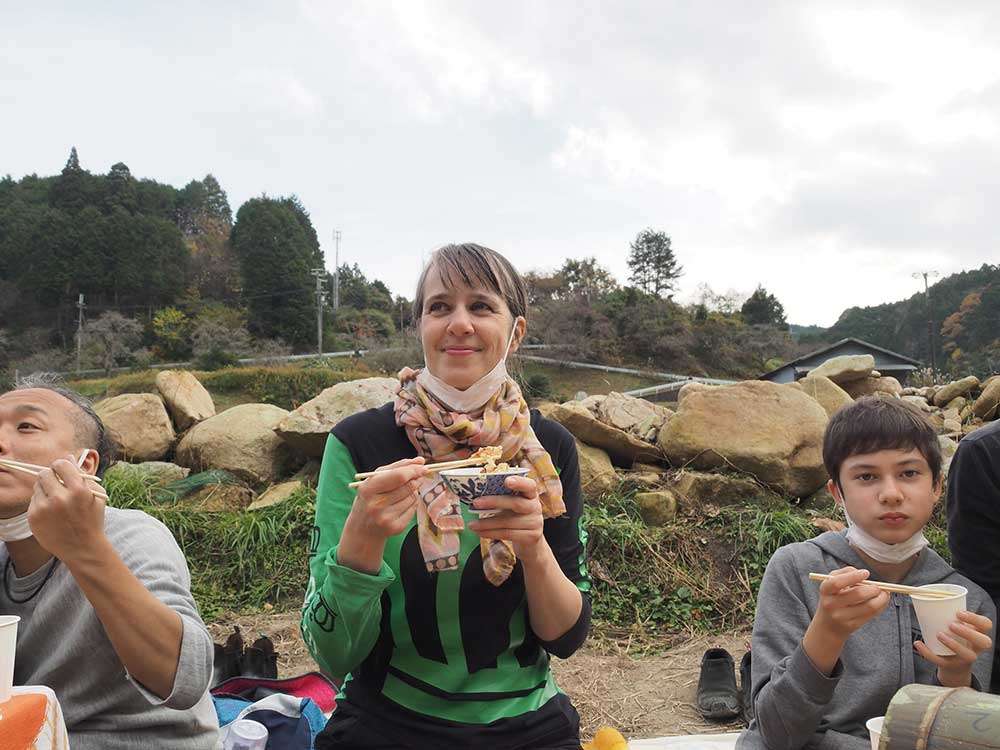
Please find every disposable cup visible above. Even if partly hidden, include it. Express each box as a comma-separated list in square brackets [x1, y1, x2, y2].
[911, 584, 967, 656]
[0, 615, 20, 704]
[224, 719, 268, 750]
[866, 716, 884, 750]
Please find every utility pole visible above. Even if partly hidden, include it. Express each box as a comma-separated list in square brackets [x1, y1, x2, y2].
[75, 293, 85, 374]
[333, 229, 342, 310]
[912, 271, 939, 373]
[311, 268, 327, 355]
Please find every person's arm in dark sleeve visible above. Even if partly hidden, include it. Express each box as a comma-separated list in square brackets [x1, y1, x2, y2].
[947, 434, 1000, 601]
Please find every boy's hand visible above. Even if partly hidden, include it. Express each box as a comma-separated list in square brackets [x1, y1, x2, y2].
[803, 567, 890, 675]
[915, 611, 993, 688]
[814, 567, 891, 640]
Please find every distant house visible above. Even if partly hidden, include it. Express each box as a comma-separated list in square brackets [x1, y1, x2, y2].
[760, 338, 923, 385]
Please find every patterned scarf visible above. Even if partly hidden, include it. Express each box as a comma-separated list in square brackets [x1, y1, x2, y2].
[394, 370, 565, 586]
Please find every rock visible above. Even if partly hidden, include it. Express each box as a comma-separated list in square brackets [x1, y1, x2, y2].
[902, 395, 934, 413]
[104, 460, 190, 487]
[596, 392, 672, 443]
[155, 370, 215, 431]
[677, 382, 713, 405]
[624, 471, 662, 489]
[945, 396, 968, 413]
[180, 483, 254, 512]
[574, 440, 619, 501]
[290, 459, 322, 487]
[634, 462, 665, 474]
[963, 419, 986, 435]
[635, 490, 677, 526]
[933, 376, 980, 407]
[942, 418, 962, 435]
[942, 408, 961, 423]
[248, 480, 305, 511]
[939, 436, 958, 481]
[960, 404, 974, 422]
[658, 381, 829, 497]
[790, 375, 853, 419]
[177, 403, 294, 485]
[920, 387, 937, 401]
[666, 469, 768, 507]
[812, 517, 846, 533]
[573, 390, 588, 402]
[95, 393, 176, 462]
[275, 377, 398, 457]
[901, 387, 920, 396]
[578, 394, 606, 415]
[808, 354, 875, 385]
[535, 401, 560, 421]
[841, 375, 903, 399]
[972, 376, 1000, 420]
[549, 401, 663, 467]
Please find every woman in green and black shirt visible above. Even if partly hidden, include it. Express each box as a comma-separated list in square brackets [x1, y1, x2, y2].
[302, 243, 591, 750]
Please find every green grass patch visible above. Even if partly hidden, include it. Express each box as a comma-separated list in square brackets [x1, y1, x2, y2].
[104, 469, 314, 620]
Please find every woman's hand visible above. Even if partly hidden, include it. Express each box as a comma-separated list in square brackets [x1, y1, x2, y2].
[467, 475, 546, 560]
[915, 610, 994, 688]
[338, 457, 426, 574]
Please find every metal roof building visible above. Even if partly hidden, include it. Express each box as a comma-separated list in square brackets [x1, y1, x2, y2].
[760, 338, 923, 384]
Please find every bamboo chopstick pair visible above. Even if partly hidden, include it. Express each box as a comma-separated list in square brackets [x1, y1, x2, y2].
[347, 455, 490, 489]
[808, 572, 953, 599]
[0, 455, 109, 501]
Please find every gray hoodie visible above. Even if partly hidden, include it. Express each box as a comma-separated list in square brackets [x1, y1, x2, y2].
[737, 531, 996, 750]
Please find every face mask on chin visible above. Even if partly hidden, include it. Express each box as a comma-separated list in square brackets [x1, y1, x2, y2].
[417, 319, 521, 413]
[838, 486, 928, 565]
[0, 449, 96, 543]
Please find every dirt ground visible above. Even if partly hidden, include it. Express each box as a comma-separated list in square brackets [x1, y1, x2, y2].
[210, 611, 749, 741]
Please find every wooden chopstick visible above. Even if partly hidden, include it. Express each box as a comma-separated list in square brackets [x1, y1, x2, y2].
[808, 573, 953, 599]
[347, 456, 490, 489]
[0, 457, 103, 484]
[0, 458, 109, 500]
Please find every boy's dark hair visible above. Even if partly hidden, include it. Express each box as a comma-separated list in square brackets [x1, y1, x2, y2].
[12, 375, 117, 477]
[823, 395, 942, 487]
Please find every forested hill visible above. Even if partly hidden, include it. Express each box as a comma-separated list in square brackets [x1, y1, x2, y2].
[798, 263, 1000, 375]
[0, 148, 234, 331]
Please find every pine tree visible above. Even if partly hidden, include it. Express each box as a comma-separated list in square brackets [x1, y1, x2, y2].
[627, 228, 682, 297]
[741, 285, 788, 327]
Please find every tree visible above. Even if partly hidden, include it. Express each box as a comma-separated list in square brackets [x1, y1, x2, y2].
[151, 307, 192, 359]
[627, 228, 683, 297]
[105, 162, 137, 213]
[230, 196, 324, 346]
[559, 257, 619, 301]
[49, 147, 96, 212]
[84, 311, 143, 375]
[740, 285, 788, 328]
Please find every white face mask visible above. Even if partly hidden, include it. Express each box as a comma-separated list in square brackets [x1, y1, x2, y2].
[838, 486, 929, 564]
[0, 511, 32, 543]
[417, 320, 520, 413]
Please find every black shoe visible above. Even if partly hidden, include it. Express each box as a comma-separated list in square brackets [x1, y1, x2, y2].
[244, 633, 278, 679]
[697, 648, 740, 721]
[739, 649, 753, 726]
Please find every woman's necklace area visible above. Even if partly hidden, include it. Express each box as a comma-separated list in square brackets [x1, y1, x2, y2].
[3, 555, 59, 604]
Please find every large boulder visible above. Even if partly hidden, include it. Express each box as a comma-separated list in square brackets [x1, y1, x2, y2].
[104, 460, 189, 487]
[549, 401, 663, 467]
[972, 376, 1000, 420]
[842, 375, 903, 399]
[595, 392, 672, 443]
[808, 355, 875, 385]
[666, 469, 770, 507]
[902, 395, 934, 413]
[574, 440, 619, 501]
[658, 381, 829, 497]
[677, 382, 714, 405]
[789, 375, 853, 419]
[275, 377, 398, 457]
[177, 403, 294, 485]
[248, 480, 306, 511]
[155, 370, 216, 431]
[933, 376, 980, 407]
[939, 436, 959, 482]
[95, 393, 176, 462]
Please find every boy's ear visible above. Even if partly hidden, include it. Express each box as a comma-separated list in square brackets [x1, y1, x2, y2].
[827, 478, 843, 506]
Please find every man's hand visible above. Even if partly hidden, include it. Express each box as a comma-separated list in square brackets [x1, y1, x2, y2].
[915, 610, 994, 688]
[27, 456, 107, 564]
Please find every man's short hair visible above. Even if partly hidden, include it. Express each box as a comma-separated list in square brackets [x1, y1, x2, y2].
[11, 374, 117, 477]
[823, 395, 942, 486]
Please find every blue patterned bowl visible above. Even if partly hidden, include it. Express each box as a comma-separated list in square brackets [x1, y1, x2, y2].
[439, 467, 531, 510]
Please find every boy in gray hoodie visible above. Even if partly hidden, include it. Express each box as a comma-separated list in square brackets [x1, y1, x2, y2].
[738, 396, 996, 750]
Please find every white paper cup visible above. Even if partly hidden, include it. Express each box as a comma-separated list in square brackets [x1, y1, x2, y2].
[225, 719, 268, 750]
[866, 716, 884, 750]
[0, 615, 20, 704]
[911, 584, 967, 656]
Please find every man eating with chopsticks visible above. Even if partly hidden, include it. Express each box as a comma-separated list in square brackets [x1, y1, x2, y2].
[738, 396, 995, 750]
[0, 380, 218, 749]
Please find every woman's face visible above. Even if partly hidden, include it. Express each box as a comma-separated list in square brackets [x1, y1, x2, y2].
[419, 269, 524, 390]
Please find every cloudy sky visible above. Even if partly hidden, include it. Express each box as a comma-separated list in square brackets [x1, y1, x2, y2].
[4, 1, 999, 325]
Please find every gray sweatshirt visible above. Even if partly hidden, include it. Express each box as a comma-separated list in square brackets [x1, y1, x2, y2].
[0, 507, 219, 750]
[738, 531, 996, 750]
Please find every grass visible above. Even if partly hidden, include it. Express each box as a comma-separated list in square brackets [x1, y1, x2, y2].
[519, 362, 663, 403]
